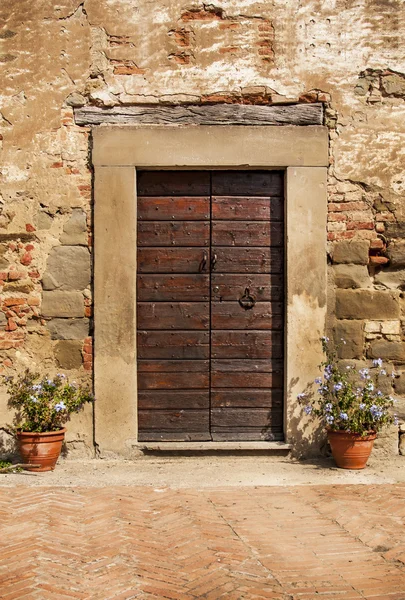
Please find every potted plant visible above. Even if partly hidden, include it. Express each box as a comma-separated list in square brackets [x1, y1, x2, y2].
[297, 337, 398, 469]
[3, 370, 93, 472]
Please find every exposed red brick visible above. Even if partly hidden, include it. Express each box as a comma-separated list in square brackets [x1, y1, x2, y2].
[370, 238, 385, 250]
[219, 22, 240, 29]
[3, 358, 12, 367]
[20, 252, 32, 266]
[328, 201, 368, 212]
[50, 162, 63, 168]
[219, 47, 239, 54]
[170, 53, 191, 65]
[25, 224, 36, 232]
[113, 65, 146, 75]
[3, 298, 26, 307]
[25, 244, 34, 251]
[299, 91, 319, 103]
[346, 221, 374, 230]
[0, 272, 8, 281]
[369, 255, 389, 265]
[28, 270, 40, 279]
[181, 7, 223, 21]
[84, 307, 92, 317]
[6, 319, 17, 332]
[328, 213, 347, 222]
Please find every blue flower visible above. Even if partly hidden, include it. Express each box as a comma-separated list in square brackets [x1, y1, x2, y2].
[32, 384, 42, 392]
[333, 382, 343, 392]
[325, 403, 333, 412]
[57, 373, 66, 379]
[304, 405, 312, 415]
[297, 393, 307, 401]
[324, 364, 333, 380]
[54, 402, 66, 412]
[339, 412, 348, 421]
[365, 382, 374, 392]
[373, 358, 383, 368]
[314, 377, 322, 385]
[326, 415, 334, 425]
[376, 390, 383, 397]
[380, 369, 387, 376]
[370, 404, 384, 419]
[355, 387, 363, 397]
[321, 336, 330, 343]
[30, 395, 38, 403]
[359, 368, 370, 380]
[359, 403, 366, 410]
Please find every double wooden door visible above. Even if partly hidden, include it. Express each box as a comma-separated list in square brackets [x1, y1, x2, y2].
[137, 170, 284, 442]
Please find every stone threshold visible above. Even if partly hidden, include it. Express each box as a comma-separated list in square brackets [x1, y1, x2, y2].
[138, 441, 292, 452]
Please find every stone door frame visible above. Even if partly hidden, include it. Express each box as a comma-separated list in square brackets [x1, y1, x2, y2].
[92, 125, 328, 456]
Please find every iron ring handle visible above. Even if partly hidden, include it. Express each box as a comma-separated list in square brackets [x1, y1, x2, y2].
[199, 251, 208, 273]
[210, 253, 217, 271]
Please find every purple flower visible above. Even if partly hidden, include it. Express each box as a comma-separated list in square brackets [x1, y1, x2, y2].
[359, 403, 366, 411]
[326, 415, 334, 425]
[333, 382, 343, 392]
[339, 412, 348, 421]
[314, 377, 322, 385]
[30, 395, 38, 403]
[373, 358, 383, 368]
[54, 401, 66, 412]
[370, 404, 384, 419]
[297, 393, 307, 401]
[304, 405, 312, 415]
[32, 384, 42, 392]
[380, 369, 387, 376]
[325, 403, 333, 412]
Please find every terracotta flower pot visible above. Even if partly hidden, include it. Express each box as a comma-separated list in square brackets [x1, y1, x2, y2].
[16, 428, 66, 472]
[327, 430, 376, 470]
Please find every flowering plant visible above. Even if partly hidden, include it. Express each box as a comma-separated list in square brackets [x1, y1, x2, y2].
[4, 369, 94, 433]
[298, 337, 397, 435]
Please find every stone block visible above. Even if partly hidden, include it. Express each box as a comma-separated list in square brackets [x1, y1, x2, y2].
[394, 371, 405, 395]
[0, 244, 8, 269]
[368, 339, 405, 362]
[386, 241, 405, 267]
[381, 320, 401, 335]
[35, 211, 53, 230]
[375, 269, 405, 289]
[42, 291, 84, 318]
[373, 424, 399, 457]
[334, 320, 364, 359]
[364, 321, 381, 333]
[66, 92, 86, 107]
[46, 318, 89, 340]
[54, 340, 83, 370]
[331, 240, 369, 265]
[381, 73, 405, 97]
[399, 433, 405, 456]
[336, 290, 400, 320]
[333, 264, 370, 288]
[60, 210, 88, 246]
[3, 280, 34, 293]
[43, 246, 90, 291]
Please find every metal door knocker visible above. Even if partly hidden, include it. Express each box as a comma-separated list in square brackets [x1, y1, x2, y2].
[239, 287, 256, 310]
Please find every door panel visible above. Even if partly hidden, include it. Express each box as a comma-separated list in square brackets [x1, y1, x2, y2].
[137, 170, 284, 442]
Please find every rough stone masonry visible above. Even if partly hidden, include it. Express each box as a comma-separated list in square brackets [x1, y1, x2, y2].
[1, 0, 405, 457]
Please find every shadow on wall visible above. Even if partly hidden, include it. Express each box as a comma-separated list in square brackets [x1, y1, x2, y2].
[287, 377, 329, 459]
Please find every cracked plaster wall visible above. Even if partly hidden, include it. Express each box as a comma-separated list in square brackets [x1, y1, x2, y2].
[1, 0, 405, 456]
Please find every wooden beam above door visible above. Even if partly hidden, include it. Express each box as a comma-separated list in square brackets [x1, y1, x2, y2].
[75, 103, 323, 127]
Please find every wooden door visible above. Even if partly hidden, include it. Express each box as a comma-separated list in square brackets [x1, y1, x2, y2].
[137, 170, 284, 442]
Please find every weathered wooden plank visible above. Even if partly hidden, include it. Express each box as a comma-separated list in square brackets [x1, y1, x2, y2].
[76, 104, 323, 127]
[211, 429, 283, 441]
[137, 171, 210, 196]
[211, 247, 283, 273]
[138, 390, 210, 410]
[137, 302, 209, 330]
[211, 408, 283, 428]
[138, 372, 209, 389]
[138, 431, 212, 441]
[138, 221, 210, 246]
[211, 372, 282, 388]
[211, 330, 283, 358]
[211, 359, 283, 373]
[212, 171, 283, 196]
[211, 302, 283, 330]
[212, 221, 283, 247]
[138, 275, 209, 301]
[137, 330, 209, 359]
[138, 248, 210, 273]
[212, 196, 283, 221]
[211, 389, 283, 408]
[138, 409, 210, 431]
[211, 274, 283, 302]
[138, 360, 209, 372]
[137, 197, 210, 220]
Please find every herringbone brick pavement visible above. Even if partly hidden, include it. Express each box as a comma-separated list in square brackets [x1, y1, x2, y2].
[0, 484, 405, 599]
